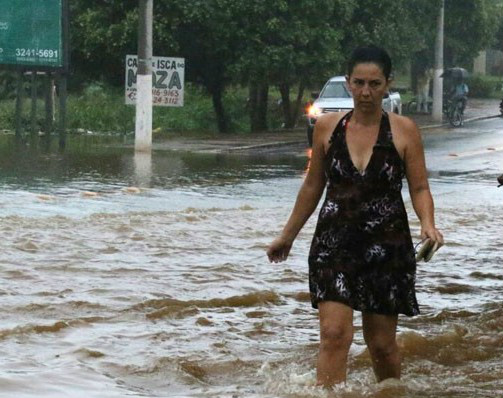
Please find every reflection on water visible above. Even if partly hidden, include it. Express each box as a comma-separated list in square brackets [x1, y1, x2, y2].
[0, 133, 502, 398]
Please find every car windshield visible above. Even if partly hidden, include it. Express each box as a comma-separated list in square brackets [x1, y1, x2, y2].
[320, 81, 352, 98]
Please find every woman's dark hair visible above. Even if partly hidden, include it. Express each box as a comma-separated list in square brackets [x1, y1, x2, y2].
[347, 46, 392, 80]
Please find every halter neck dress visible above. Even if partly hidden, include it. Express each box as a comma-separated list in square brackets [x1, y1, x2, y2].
[308, 110, 419, 316]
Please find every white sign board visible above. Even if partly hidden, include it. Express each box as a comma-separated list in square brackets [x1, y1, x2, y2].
[125, 55, 185, 107]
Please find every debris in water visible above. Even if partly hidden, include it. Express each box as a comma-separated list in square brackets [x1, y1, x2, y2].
[82, 191, 99, 197]
[124, 187, 141, 194]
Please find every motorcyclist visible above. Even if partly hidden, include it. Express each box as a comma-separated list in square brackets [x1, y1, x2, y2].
[450, 77, 469, 114]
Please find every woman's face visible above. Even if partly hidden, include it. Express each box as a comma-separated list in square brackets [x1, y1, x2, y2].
[346, 62, 390, 113]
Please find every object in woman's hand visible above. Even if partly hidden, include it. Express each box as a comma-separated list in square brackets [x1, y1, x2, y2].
[415, 239, 440, 263]
[497, 174, 503, 187]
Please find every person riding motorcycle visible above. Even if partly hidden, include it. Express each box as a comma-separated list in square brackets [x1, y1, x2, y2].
[449, 77, 469, 114]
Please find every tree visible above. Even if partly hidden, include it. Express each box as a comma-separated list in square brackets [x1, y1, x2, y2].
[341, 0, 501, 90]
[156, 0, 244, 133]
[342, 0, 441, 71]
[67, 0, 502, 134]
[235, 0, 353, 130]
[444, 0, 503, 67]
[70, 1, 139, 86]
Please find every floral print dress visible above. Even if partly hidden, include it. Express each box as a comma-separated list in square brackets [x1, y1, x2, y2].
[308, 110, 419, 316]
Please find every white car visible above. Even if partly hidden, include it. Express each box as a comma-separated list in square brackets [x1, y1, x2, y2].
[306, 76, 402, 146]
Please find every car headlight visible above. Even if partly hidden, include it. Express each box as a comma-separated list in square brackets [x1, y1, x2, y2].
[307, 104, 322, 117]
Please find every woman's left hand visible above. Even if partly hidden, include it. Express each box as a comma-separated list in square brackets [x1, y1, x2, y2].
[421, 225, 444, 248]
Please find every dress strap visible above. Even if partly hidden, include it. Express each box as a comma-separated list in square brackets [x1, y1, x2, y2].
[326, 110, 353, 161]
[376, 111, 393, 146]
[328, 110, 353, 145]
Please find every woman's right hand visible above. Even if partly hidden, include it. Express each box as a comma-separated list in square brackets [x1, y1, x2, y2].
[266, 237, 293, 263]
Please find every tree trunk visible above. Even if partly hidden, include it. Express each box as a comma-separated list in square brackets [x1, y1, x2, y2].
[249, 82, 269, 132]
[249, 82, 258, 131]
[279, 83, 294, 128]
[279, 82, 305, 129]
[291, 82, 305, 129]
[211, 86, 229, 133]
[257, 82, 268, 131]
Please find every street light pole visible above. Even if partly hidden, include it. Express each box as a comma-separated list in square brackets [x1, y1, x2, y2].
[135, 0, 153, 152]
[432, 0, 444, 122]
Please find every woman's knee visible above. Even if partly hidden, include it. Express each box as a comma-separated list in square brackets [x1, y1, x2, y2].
[367, 339, 399, 361]
[319, 322, 353, 351]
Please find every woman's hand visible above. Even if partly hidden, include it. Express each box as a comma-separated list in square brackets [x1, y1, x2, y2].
[266, 237, 293, 263]
[421, 225, 444, 248]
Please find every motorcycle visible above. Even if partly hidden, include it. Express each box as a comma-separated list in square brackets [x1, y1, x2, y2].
[443, 94, 466, 127]
[441, 67, 469, 127]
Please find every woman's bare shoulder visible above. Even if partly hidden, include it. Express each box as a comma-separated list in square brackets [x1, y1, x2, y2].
[388, 113, 423, 159]
[313, 112, 348, 148]
[389, 113, 419, 136]
[316, 111, 346, 130]
[388, 112, 421, 141]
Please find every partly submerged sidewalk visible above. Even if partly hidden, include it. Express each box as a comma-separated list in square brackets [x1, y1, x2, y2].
[158, 98, 501, 153]
[411, 97, 501, 130]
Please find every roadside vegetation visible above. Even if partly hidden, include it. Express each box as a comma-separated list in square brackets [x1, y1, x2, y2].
[467, 74, 503, 98]
[0, 81, 294, 135]
[1, 0, 502, 135]
[1, 73, 501, 136]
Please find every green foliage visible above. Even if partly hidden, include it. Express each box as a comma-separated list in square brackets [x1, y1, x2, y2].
[467, 74, 501, 98]
[0, 71, 17, 99]
[495, 0, 503, 50]
[228, 0, 354, 129]
[67, 84, 134, 132]
[0, 99, 15, 129]
[233, 0, 351, 85]
[154, 84, 285, 134]
[0, 82, 289, 135]
[153, 84, 227, 134]
[445, 0, 503, 67]
[344, 0, 441, 70]
[70, 1, 138, 86]
[70, 0, 177, 87]
[63, 0, 503, 133]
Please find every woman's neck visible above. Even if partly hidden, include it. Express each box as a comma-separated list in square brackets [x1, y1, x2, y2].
[351, 107, 382, 127]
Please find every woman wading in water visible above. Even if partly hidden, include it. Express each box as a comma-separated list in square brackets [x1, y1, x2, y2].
[267, 46, 443, 387]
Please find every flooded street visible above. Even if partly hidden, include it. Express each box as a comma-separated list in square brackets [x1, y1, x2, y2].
[0, 118, 502, 398]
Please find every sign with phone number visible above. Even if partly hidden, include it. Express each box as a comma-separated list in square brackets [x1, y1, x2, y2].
[125, 55, 185, 107]
[0, 0, 63, 68]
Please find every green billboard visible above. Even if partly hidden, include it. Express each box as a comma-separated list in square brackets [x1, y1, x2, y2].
[0, 0, 65, 68]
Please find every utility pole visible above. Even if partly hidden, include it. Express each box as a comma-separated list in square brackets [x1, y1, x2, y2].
[135, 0, 153, 152]
[15, 70, 24, 138]
[432, 0, 444, 122]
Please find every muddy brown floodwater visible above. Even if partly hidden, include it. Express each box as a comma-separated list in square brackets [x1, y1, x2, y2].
[0, 132, 502, 398]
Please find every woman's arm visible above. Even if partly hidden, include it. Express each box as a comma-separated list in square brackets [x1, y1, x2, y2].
[401, 118, 444, 245]
[267, 115, 335, 263]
